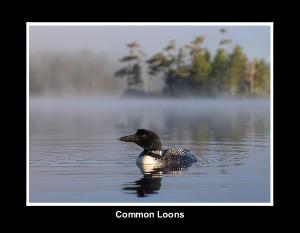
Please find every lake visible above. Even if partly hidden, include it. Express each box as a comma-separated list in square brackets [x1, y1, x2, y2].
[29, 98, 271, 204]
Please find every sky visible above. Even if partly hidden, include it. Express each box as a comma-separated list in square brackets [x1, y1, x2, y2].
[29, 24, 271, 62]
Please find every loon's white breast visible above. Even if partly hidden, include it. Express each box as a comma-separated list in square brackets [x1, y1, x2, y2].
[136, 150, 162, 166]
[136, 155, 161, 165]
[136, 155, 162, 173]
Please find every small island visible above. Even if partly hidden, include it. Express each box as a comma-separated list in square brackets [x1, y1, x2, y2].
[115, 29, 269, 98]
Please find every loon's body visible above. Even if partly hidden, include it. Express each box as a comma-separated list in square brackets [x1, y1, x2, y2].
[119, 129, 197, 168]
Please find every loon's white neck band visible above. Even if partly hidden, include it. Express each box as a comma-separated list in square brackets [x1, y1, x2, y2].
[145, 150, 162, 156]
[152, 150, 162, 156]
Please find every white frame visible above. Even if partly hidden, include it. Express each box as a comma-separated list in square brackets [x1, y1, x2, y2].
[26, 22, 273, 206]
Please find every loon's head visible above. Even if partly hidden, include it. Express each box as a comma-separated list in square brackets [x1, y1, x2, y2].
[119, 129, 162, 151]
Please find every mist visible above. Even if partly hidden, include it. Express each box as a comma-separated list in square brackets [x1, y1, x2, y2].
[29, 50, 126, 96]
[28, 24, 271, 98]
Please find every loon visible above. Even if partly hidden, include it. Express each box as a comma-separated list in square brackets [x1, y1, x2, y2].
[119, 129, 197, 167]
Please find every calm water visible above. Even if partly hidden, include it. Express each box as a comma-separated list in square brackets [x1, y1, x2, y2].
[29, 98, 270, 203]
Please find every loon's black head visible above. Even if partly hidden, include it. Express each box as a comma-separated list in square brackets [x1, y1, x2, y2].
[119, 129, 162, 151]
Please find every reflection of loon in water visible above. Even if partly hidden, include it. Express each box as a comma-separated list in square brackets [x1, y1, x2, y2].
[122, 164, 190, 197]
[119, 129, 197, 167]
[122, 168, 162, 197]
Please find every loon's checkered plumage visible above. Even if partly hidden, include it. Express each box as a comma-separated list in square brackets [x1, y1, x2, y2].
[119, 129, 197, 167]
[162, 148, 197, 166]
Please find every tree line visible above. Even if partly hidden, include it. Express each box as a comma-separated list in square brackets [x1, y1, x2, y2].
[115, 29, 270, 97]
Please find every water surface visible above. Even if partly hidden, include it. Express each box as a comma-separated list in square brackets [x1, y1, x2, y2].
[29, 98, 270, 203]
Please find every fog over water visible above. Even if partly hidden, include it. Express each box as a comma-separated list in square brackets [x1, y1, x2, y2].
[29, 98, 270, 203]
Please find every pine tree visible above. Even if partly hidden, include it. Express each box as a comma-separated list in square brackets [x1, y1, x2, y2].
[253, 59, 270, 95]
[210, 48, 229, 94]
[226, 45, 248, 96]
[115, 41, 145, 94]
[147, 40, 177, 95]
[208, 27, 231, 95]
[185, 36, 211, 94]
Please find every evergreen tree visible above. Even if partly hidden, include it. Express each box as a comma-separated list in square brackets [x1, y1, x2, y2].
[147, 42, 175, 77]
[226, 45, 248, 96]
[173, 47, 190, 80]
[253, 59, 270, 95]
[115, 41, 145, 93]
[210, 48, 229, 94]
[191, 49, 211, 83]
[185, 36, 211, 94]
[208, 27, 232, 95]
[147, 40, 178, 95]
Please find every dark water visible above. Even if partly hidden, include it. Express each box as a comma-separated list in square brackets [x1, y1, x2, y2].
[29, 98, 271, 203]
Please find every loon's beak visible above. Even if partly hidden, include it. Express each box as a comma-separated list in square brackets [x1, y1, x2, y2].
[119, 134, 139, 142]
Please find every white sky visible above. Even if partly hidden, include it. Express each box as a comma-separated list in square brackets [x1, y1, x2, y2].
[29, 24, 271, 62]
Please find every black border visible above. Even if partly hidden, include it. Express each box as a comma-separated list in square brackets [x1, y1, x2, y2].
[9, 14, 281, 225]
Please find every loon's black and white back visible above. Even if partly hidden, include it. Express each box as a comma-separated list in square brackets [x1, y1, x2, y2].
[162, 148, 197, 166]
[119, 129, 197, 169]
